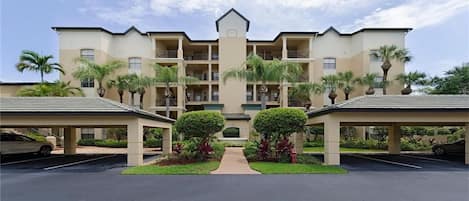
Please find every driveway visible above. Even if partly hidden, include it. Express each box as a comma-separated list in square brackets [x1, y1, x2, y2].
[1, 153, 468, 201]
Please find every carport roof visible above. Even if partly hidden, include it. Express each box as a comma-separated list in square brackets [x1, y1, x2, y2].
[308, 95, 469, 117]
[0, 97, 175, 123]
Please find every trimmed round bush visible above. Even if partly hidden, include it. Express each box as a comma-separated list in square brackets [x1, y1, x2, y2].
[175, 111, 225, 138]
[253, 108, 307, 138]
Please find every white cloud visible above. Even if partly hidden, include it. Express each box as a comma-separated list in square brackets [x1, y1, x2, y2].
[347, 0, 469, 30]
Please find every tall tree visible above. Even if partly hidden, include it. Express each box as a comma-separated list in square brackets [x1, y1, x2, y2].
[17, 81, 83, 97]
[124, 74, 139, 107]
[16, 50, 65, 83]
[428, 63, 469, 94]
[356, 73, 379, 95]
[223, 54, 302, 110]
[73, 58, 124, 97]
[371, 45, 412, 95]
[152, 64, 198, 117]
[337, 71, 356, 100]
[289, 82, 323, 110]
[135, 75, 154, 109]
[395, 71, 427, 95]
[107, 75, 129, 103]
[321, 74, 340, 104]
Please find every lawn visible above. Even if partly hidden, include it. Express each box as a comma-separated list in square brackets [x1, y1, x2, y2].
[304, 146, 385, 153]
[249, 162, 347, 174]
[122, 161, 220, 175]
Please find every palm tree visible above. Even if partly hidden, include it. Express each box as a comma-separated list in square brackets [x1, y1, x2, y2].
[223, 54, 302, 110]
[73, 58, 124, 97]
[135, 75, 154, 109]
[16, 50, 65, 83]
[337, 71, 356, 100]
[124, 74, 139, 107]
[395, 71, 427, 95]
[321, 74, 340, 104]
[289, 82, 323, 110]
[107, 75, 129, 103]
[356, 73, 379, 95]
[371, 45, 412, 95]
[17, 81, 83, 97]
[152, 64, 198, 117]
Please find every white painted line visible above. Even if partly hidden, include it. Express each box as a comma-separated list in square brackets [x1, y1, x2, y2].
[43, 155, 117, 170]
[1, 155, 64, 166]
[350, 154, 422, 169]
[400, 154, 450, 162]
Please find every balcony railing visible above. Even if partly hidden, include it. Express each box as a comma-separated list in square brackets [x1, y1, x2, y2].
[156, 97, 177, 106]
[212, 95, 219, 101]
[211, 72, 219, 81]
[157, 50, 178, 58]
[184, 53, 209, 60]
[287, 50, 309, 58]
[211, 54, 219, 60]
[186, 94, 208, 102]
[256, 51, 282, 60]
[187, 73, 208, 81]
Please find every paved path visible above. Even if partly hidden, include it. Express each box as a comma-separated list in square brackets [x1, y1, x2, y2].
[211, 147, 260, 174]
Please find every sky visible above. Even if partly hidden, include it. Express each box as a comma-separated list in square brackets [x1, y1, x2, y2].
[1, 0, 468, 82]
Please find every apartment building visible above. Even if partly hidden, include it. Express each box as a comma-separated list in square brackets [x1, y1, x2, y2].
[52, 8, 410, 140]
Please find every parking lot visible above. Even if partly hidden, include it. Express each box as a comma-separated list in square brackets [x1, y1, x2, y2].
[1, 153, 159, 173]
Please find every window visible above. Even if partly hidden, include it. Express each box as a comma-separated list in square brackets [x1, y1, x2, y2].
[81, 128, 95, 140]
[80, 49, 95, 61]
[323, 58, 336, 70]
[369, 50, 380, 62]
[373, 76, 384, 88]
[81, 78, 94, 88]
[128, 57, 142, 74]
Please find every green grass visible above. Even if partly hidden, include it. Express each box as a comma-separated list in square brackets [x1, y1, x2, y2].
[249, 162, 347, 174]
[122, 161, 220, 175]
[304, 147, 385, 153]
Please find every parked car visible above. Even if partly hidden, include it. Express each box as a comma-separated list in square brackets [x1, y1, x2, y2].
[0, 132, 53, 156]
[432, 140, 465, 155]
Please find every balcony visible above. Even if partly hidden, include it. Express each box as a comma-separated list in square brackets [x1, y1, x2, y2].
[184, 53, 209, 61]
[186, 85, 209, 104]
[156, 97, 177, 106]
[287, 50, 309, 58]
[156, 50, 178, 58]
[286, 38, 310, 59]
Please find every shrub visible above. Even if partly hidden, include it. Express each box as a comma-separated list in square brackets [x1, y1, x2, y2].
[95, 139, 127, 148]
[77, 139, 98, 146]
[340, 139, 387, 150]
[243, 141, 259, 161]
[106, 128, 127, 141]
[26, 132, 46, 142]
[144, 138, 162, 148]
[222, 127, 240, 138]
[304, 140, 323, 147]
[253, 108, 307, 138]
[296, 154, 321, 165]
[401, 138, 431, 151]
[175, 111, 225, 160]
[211, 142, 225, 160]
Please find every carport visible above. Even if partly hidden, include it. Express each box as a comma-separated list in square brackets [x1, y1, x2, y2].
[0, 97, 175, 166]
[306, 95, 469, 165]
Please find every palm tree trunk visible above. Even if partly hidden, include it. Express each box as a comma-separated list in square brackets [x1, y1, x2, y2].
[260, 84, 267, 110]
[131, 92, 135, 106]
[40, 71, 44, 83]
[345, 93, 349, 100]
[139, 91, 145, 109]
[165, 83, 170, 118]
[118, 90, 124, 103]
[97, 82, 105, 97]
[382, 70, 388, 95]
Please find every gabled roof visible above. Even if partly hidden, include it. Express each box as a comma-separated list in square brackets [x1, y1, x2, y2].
[0, 97, 175, 123]
[215, 8, 250, 32]
[317, 26, 412, 36]
[308, 95, 469, 118]
[0, 82, 40, 86]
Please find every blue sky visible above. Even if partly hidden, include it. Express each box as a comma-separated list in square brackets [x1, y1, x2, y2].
[1, 0, 468, 82]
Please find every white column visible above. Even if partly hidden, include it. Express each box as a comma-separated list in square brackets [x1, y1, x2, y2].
[282, 37, 287, 59]
[208, 44, 212, 61]
[253, 85, 257, 101]
[152, 37, 156, 57]
[294, 132, 304, 154]
[281, 83, 288, 107]
[253, 44, 257, 56]
[177, 37, 183, 59]
[388, 124, 401, 155]
[162, 127, 172, 155]
[309, 37, 313, 58]
[465, 123, 469, 165]
[127, 121, 143, 166]
[324, 118, 340, 165]
[64, 127, 77, 155]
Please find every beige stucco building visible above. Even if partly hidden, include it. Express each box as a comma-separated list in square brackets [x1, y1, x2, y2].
[50, 9, 410, 140]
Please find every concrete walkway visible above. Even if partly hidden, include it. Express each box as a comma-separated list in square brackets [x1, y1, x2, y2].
[211, 147, 261, 175]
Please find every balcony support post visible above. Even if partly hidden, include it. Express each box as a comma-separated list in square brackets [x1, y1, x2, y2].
[208, 44, 212, 61]
[177, 37, 183, 59]
[282, 37, 287, 59]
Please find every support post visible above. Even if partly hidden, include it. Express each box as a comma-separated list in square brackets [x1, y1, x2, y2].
[282, 37, 287, 59]
[324, 119, 340, 165]
[162, 127, 172, 155]
[63, 127, 77, 155]
[388, 124, 401, 155]
[127, 121, 143, 166]
[465, 123, 469, 165]
[177, 37, 183, 59]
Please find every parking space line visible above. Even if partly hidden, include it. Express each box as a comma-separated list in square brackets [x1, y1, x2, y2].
[1, 155, 64, 166]
[400, 154, 450, 162]
[43, 155, 117, 170]
[350, 154, 422, 169]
